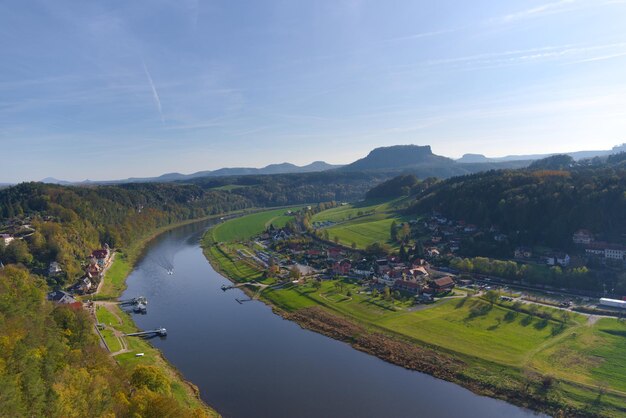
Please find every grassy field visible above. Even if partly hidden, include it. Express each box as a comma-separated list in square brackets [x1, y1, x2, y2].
[211, 206, 303, 242]
[203, 244, 264, 283]
[312, 199, 413, 249]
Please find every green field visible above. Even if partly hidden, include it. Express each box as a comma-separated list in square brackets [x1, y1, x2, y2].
[211, 206, 303, 242]
[204, 244, 264, 283]
[312, 199, 411, 249]
[311, 199, 405, 223]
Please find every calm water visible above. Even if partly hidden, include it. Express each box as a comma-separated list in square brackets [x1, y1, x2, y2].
[121, 221, 544, 418]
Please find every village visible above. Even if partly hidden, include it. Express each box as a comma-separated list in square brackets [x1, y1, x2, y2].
[213, 207, 626, 313]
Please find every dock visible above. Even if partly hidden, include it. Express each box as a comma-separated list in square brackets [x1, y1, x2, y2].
[125, 327, 167, 337]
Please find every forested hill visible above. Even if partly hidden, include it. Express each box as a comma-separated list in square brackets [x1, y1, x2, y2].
[406, 164, 626, 247]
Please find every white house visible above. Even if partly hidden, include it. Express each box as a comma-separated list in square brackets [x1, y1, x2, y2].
[573, 229, 594, 245]
[0, 234, 14, 246]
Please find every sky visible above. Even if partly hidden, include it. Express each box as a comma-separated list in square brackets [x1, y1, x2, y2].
[1, 0, 626, 182]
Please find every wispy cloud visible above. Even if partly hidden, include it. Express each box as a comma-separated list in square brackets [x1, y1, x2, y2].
[142, 60, 164, 123]
[381, 28, 461, 44]
[569, 51, 626, 63]
[493, 0, 626, 24]
[497, 0, 577, 23]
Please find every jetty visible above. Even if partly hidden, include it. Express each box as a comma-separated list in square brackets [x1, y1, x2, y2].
[125, 327, 167, 337]
[119, 296, 148, 306]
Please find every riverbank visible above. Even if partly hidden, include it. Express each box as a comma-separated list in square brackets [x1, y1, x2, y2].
[201, 216, 626, 418]
[97, 215, 233, 417]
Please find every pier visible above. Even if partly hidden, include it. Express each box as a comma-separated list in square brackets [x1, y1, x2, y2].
[125, 327, 167, 337]
[119, 296, 148, 306]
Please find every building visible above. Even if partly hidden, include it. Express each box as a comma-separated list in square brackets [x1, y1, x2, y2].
[431, 276, 455, 293]
[544, 253, 570, 267]
[514, 247, 532, 259]
[573, 229, 594, 245]
[393, 280, 421, 294]
[0, 233, 14, 246]
[332, 259, 352, 276]
[48, 262, 62, 276]
[47, 290, 80, 307]
[605, 245, 626, 261]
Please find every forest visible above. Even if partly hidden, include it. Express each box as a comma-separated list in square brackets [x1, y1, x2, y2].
[0, 265, 210, 417]
[407, 163, 626, 248]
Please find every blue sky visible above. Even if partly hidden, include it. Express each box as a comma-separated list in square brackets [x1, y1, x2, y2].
[1, 0, 626, 182]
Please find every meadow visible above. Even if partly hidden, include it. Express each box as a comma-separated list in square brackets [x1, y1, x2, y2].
[312, 199, 412, 249]
[211, 206, 302, 242]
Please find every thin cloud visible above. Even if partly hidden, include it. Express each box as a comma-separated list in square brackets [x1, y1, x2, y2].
[493, 0, 626, 24]
[382, 28, 460, 44]
[142, 60, 164, 123]
[498, 0, 577, 23]
[570, 51, 626, 63]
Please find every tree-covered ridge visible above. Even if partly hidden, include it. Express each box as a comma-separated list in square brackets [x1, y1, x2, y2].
[0, 182, 252, 285]
[407, 166, 626, 247]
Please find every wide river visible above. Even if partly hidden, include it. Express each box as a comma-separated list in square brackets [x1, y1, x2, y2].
[121, 220, 544, 418]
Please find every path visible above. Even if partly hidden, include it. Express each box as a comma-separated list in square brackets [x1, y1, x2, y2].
[94, 252, 116, 295]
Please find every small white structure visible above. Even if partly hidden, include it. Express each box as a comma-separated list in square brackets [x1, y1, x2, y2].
[599, 298, 626, 310]
[0, 234, 14, 246]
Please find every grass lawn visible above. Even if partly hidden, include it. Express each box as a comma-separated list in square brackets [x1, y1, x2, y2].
[97, 253, 131, 299]
[211, 206, 304, 242]
[531, 317, 626, 393]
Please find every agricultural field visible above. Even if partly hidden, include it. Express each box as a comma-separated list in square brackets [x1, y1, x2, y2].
[211, 206, 303, 242]
[312, 198, 413, 249]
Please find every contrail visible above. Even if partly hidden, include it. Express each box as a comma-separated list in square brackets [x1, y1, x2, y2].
[142, 60, 164, 123]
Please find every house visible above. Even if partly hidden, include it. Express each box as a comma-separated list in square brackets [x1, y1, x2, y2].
[464, 224, 477, 233]
[426, 248, 440, 258]
[48, 262, 62, 276]
[514, 247, 532, 259]
[0, 233, 14, 246]
[573, 229, 594, 245]
[327, 247, 343, 260]
[47, 290, 80, 306]
[408, 266, 429, 279]
[86, 262, 101, 280]
[332, 259, 352, 276]
[393, 280, 421, 294]
[352, 262, 374, 278]
[431, 276, 455, 293]
[544, 253, 570, 267]
[494, 233, 507, 242]
[377, 274, 397, 287]
[92, 249, 109, 267]
[80, 277, 93, 293]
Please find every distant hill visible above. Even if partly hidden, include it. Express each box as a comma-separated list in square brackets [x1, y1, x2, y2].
[337, 144, 531, 178]
[457, 143, 626, 163]
[340, 145, 453, 171]
[40, 161, 342, 185]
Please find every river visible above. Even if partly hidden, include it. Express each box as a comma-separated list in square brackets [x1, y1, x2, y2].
[121, 220, 544, 418]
